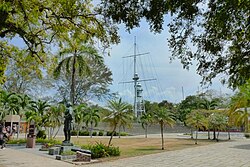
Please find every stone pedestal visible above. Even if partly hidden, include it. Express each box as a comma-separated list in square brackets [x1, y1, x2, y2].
[49, 147, 60, 155]
[74, 151, 91, 162]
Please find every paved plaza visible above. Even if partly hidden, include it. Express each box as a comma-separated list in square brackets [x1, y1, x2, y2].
[0, 136, 250, 167]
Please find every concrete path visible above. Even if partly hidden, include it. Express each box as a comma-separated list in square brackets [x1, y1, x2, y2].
[1, 139, 250, 167]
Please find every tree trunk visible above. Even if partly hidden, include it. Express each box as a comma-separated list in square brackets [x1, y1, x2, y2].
[216, 131, 220, 142]
[213, 127, 216, 140]
[145, 124, 148, 138]
[70, 55, 76, 105]
[108, 124, 117, 147]
[160, 122, 164, 150]
[90, 123, 93, 138]
[118, 126, 121, 138]
[195, 127, 198, 144]
[228, 128, 231, 140]
[53, 126, 61, 139]
[245, 107, 248, 133]
[208, 129, 210, 139]
[190, 129, 193, 139]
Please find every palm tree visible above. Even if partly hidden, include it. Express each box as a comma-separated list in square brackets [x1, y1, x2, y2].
[44, 104, 65, 139]
[229, 88, 250, 133]
[153, 107, 175, 150]
[53, 41, 103, 105]
[0, 90, 20, 117]
[140, 112, 153, 138]
[104, 98, 133, 146]
[73, 103, 87, 138]
[84, 106, 100, 138]
[186, 110, 208, 144]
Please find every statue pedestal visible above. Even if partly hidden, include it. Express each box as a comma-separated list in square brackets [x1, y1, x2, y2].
[62, 141, 73, 146]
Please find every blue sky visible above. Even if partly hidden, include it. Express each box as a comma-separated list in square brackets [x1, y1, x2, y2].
[104, 21, 233, 104]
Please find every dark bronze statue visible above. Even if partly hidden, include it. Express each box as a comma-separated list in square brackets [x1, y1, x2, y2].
[63, 103, 73, 143]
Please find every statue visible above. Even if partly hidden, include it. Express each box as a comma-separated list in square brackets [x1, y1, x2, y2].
[63, 103, 73, 143]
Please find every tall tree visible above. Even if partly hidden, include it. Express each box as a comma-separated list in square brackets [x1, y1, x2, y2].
[104, 98, 133, 146]
[53, 41, 103, 105]
[153, 107, 175, 150]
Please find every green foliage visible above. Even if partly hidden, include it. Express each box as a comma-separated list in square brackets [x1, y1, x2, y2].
[35, 138, 61, 145]
[82, 142, 120, 159]
[98, 131, 104, 136]
[104, 98, 134, 146]
[6, 139, 26, 144]
[36, 130, 46, 139]
[70, 130, 78, 136]
[100, 0, 250, 88]
[119, 132, 128, 136]
[61, 151, 75, 156]
[79, 131, 90, 136]
[92, 131, 97, 136]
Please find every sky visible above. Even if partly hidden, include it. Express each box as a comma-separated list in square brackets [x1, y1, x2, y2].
[104, 20, 233, 104]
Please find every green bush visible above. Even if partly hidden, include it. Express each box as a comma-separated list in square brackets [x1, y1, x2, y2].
[98, 131, 104, 136]
[106, 131, 117, 136]
[82, 142, 120, 159]
[70, 130, 77, 136]
[244, 133, 250, 138]
[79, 131, 89, 136]
[36, 130, 46, 139]
[92, 131, 97, 136]
[119, 132, 128, 136]
[6, 139, 26, 144]
[36, 138, 61, 145]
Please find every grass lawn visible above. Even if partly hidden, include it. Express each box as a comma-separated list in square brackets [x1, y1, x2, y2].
[56, 135, 216, 160]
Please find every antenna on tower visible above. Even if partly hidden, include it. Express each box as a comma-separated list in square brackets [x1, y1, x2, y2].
[119, 36, 156, 117]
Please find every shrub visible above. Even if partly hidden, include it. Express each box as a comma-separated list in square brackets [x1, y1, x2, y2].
[36, 130, 46, 139]
[98, 131, 104, 136]
[119, 132, 128, 136]
[36, 138, 61, 145]
[244, 133, 250, 138]
[70, 130, 77, 136]
[92, 131, 97, 136]
[6, 139, 26, 144]
[79, 131, 89, 136]
[107, 131, 117, 136]
[81, 142, 120, 159]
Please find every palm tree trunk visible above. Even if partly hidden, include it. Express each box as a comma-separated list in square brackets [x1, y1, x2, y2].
[70, 55, 76, 105]
[90, 123, 93, 138]
[145, 124, 148, 138]
[160, 122, 164, 150]
[108, 124, 117, 147]
[53, 126, 61, 139]
[244, 107, 248, 133]
[118, 126, 121, 138]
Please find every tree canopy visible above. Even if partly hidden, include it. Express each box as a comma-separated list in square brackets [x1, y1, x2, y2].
[0, 0, 119, 82]
[100, 0, 250, 88]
